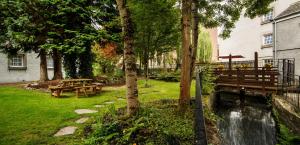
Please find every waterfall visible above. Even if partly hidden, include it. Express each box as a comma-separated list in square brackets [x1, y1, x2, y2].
[218, 106, 276, 145]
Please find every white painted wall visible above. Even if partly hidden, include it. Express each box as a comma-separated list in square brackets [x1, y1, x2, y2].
[276, 16, 300, 75]
[218, 0, 299, 62]
[0, 52, 54, 83]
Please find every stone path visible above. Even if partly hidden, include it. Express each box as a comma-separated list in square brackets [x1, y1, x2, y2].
[75, 117, 89, 124]
[74, 109, 98, 115]
[55, 100, 123, 137]
[54, 126, 77, 137]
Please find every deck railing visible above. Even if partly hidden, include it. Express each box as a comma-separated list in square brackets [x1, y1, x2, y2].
[214, 67, 279, 93]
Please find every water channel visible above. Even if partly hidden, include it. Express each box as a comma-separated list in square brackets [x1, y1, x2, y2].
[215, 93, 277, 145]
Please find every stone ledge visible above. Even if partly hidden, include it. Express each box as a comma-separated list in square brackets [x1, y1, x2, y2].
[274, 96, 300, 134]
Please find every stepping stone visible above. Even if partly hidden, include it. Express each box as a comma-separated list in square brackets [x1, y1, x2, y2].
[94, 105, 104, 108]
[75, 109, 98, 115]
[75, 117, 89, 124]
[104, 101, 114, 104]
[54, 126, 77, 137]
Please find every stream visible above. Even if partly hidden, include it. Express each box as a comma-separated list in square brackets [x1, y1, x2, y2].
[216, 94, 277, 145]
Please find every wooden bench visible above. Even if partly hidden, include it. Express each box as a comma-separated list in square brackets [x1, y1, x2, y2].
[75, 85, 97, 97]
[49, 86, 65, 97]
[92, 83, 104, 92]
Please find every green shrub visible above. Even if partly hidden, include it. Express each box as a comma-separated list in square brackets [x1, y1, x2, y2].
[151, 71, 180, 82]
[85, 101, 194, 145]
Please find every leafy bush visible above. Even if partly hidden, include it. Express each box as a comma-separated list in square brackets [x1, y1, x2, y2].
[113, 68, 125, 79]
[150, 71, 180, 82]
[85, 101, 195, 145]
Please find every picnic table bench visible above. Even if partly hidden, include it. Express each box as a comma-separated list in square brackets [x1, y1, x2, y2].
[49, 86, 74, 97]
[48, 79, 104, 97]
[75, 85, 97, 97]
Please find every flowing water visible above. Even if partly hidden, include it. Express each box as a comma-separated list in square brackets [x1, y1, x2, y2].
[216, 100, 276, 145]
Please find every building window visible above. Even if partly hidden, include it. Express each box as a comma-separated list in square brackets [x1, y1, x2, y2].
[264, 59, 273, 65]
[10, 56, 23, 67]
[47, 57, 54, 69]
[262, 34, 273, 47]
[262, 10, 273, 23]
[8, 54, 27, 70]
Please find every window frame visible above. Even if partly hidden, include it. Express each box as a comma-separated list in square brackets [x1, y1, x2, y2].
[8, 54, 27, 70]
[264, 59, 274, 66]
[261, 9, 273, 24]
[47, 57, 54, 69]
[262, 33, 273, 48]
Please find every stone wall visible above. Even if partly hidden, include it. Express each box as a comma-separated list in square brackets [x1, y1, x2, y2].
[273, 97, 300, 134]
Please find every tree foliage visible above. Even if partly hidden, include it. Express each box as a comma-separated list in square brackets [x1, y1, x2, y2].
[0, 0, 121, 79]
[197, 26, 212, 63]
[196, 0, 274, 38]
[92, 42, 119, 75]
[128, 0, 181, 71]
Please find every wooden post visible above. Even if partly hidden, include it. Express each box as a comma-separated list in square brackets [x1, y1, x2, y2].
[229, 54, 232, 71]
[298, 76, 300, 87]
[262, 67, 266, 94]
[254, 52, 258, 81]
[240, 88, 245, 107]
[237, 68, 240, 88]
[283, 59, 286, 87]
[229, 54, 232, 78]
[270, 73, 275, 87]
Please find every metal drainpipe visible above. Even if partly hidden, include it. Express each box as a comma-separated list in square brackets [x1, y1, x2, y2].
[273, 20, 277, 62]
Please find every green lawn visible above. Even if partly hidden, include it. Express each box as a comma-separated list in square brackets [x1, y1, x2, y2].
[0, 80, 195, 145]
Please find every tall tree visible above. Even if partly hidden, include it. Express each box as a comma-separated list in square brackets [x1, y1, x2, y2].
[0, 0, 52, 81]
[41, 0, 101, 79]
[116, 0, 139, 115]
[179, 0, 192, 111]
[1, 0, 102, 81]
[52, 49, 63, 80]
[129, 0, 180, 84]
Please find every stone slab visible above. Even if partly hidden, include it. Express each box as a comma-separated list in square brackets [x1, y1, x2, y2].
[75, 117, 89, 124]
[75, 109, 98, 114]
[54, 126, 77, 137]
[104, 101, 114, 104]
[94, 105, 104, 108]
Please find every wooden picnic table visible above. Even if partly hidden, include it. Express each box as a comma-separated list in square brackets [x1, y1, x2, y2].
[61, 79, 93, 87]
[49, 79, 104, 97]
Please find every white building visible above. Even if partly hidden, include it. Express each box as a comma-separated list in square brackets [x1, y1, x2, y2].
[0, 52, 54, 83]
[218, 0, 299, 64]
[274, 1, 300, 75]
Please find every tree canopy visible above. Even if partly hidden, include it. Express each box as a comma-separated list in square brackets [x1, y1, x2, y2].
[196, 0, 274, 38]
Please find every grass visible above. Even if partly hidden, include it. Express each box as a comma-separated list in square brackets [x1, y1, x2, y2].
[0, 79, 196, 145]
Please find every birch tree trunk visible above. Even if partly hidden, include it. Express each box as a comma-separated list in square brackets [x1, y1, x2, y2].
[40, 49, 49, 82]
[116, 0, 139, 115]
[179, 0, 192, 111]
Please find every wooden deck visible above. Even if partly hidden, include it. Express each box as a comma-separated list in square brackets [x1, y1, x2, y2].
[214, 67, 280, 94]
